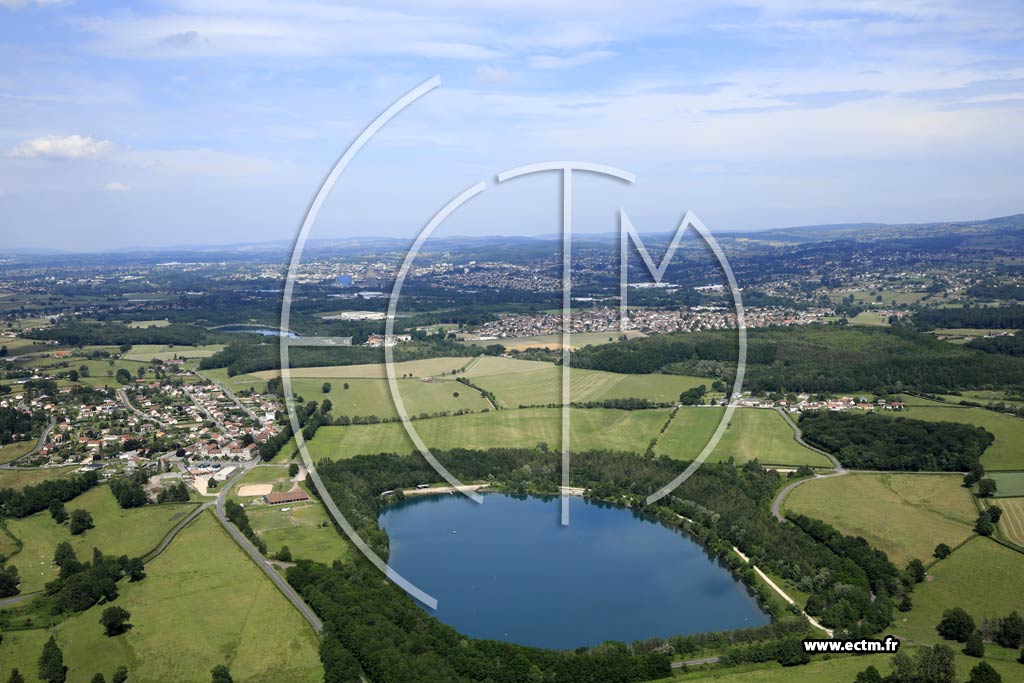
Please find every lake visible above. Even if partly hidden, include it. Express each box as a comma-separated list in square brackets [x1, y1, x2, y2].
[379, 493, 769, 650]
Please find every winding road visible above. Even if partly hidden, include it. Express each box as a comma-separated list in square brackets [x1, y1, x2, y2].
[770, 408, 848, 522]
[0, 415, 56, 469]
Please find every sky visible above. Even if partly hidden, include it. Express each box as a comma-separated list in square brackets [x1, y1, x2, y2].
[1, 0, 1023, 251]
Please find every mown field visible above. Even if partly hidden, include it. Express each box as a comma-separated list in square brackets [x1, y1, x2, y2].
[903, 404, 1024, 470]
[784, 473, 976, 565]
[657, 408, 831, 467]
[230, 466, 350, 565]
[891, 537, 1024, 646]
[472, 364, 710, 408]
[996, 498, 1024, 546]
[990, 471, 1024, 498]
[461, 330, 646, 351]
[0, 440, 34, 465]
[0, 512, 323, 683]
[122, 343, 224, 361]
[251, 356, 476, 380]
[306, 407, 671, 460]
[6, 485, 196, 593]
[0, 466, 80, 490]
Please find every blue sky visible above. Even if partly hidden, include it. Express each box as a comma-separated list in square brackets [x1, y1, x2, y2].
[1, 0, 1023, 250]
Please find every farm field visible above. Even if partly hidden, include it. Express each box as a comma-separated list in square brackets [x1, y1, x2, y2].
[996, 498, 1024, 546]
[0, 337, 54, 356]
[122, 343, 224, 361]
[306, 407, 671, 460]
[251, 356, 476, 380]
[0, 440, 34, 464]
[903, 405, 1024, 470]
[846, 311, 891, 326]
[472, 364, 710, 407]
[6, 485, 197, 593]
[0, 512, 323, 683]
[890, 537, 1024, 646]
[461, 330, 646, 351]
[0, 465, 79, 490]
[990, 471, 1024, 498]
[784, 473, 976, 565]
[126, 319, 171, 328]
[657, 408, 831, 467]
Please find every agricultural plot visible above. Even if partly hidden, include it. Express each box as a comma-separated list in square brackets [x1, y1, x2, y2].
[306, 407, 671, 460]
[996, 498, 1024, 547]
[891, 537, 1024, 646]
[785, 473, 976, 565]
[472, 364, 709, 408]
[5, 485, 196, 592]
[0, 337, 54, 357]
[0, 465, 79, 490]
[903, 405, 1024, 470]
[461, 330, 645, 351]
[0, 440, 34, 464]
[251, 356, 475, 380]
[990, 472, 1024, 498]
[657, 408, 830, 467]
[122, 343, 224, 361]
[0, 512, 323, 683]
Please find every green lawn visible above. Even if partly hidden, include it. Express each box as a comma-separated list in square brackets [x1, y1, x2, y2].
[891, 537, 1024, 646]
[252, 356, 475, 380]
[247, 503, 349, 566]
[0, 440, 34, 465]
[306, 407, 671, 460]
[657, 408, 831, 467]
[785, 473, 977, 566]
[5, 486, 196, 593]
[903, 405, 1024, 470]
[0, 512, 323, 683]
[990, 471, 1024, 498]
[472, 365, 709, 408]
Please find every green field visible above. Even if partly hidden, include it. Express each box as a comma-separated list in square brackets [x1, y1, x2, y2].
[891, 537, 1024, 646]
[252, 356, 475, 380]
[990, 471, 1024, 498]
[5, 485, 196, 593]
[903, 405, 1024, 470]
[231, 466, 350, 565]
[306, 407, 671, 460]
[997, 498, 1024, 546]
[657, 408, 831, 467]
[122, 343, 224, 361]
[0, 512, 323, 683]
[461, 330, 646, 351]
[472, 364, 710, 408]
[0, 440, 34, 464]
[785, 473, 976, 565]
[0, 466, 79, 490]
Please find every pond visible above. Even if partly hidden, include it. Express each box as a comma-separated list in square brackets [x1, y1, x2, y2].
[379, 493, 770, 650]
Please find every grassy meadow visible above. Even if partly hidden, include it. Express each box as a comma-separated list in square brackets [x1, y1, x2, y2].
[0, 440, 35, 465]
[5, 485, 196, 593]
[784, 473, 977, 565]
[903, 404, 1024, 470]
[306, 407, 671, 460]
[122, 343, 224, 361]
[0, 512, 323, 683]
[0, 466, 80, 490]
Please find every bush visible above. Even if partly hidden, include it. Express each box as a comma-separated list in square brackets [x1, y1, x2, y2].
[937, 607, 976, 642]
[934, 543, 952, 559]
[68, 509, 94, 536]
[967, 661, 1002, 683]
[964, 631, 985, 657]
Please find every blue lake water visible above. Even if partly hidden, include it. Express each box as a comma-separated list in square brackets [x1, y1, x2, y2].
[379, 493, 769, 650]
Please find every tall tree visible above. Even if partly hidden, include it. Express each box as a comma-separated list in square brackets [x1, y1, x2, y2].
[37, 636, 66, 683]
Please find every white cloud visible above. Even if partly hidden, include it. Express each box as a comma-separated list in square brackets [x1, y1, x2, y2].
[528, 50, 614, 69]
[104, 181, 129, 192]
[475, 65, 518, 84]
[8, 134, 113, 159]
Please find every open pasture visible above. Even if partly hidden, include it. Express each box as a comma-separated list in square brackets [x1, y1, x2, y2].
[785, 473, 976, 565]
[122, 343, 224, 361]
[990, 471, 1024, 498]
[6, 485, 196, 593]
[461, 330, 645, 351]
[0, 512, 323, 683]
[306, 407, 670, 460]
[903, 404, 1024, 470]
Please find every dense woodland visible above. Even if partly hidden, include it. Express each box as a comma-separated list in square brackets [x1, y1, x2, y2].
[297, 448, 912, 682]
[0, 472, 100, 519]
[571, 326, 1024, 392]
[23, 321, 212, 347]
[798, 412, 994, 471]
[913, 305, 1024, 330]
[967, 334, 1024, 357]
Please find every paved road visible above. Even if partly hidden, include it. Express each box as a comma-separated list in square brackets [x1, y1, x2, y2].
[774, 407, 842, 468]
[200, 372, 258, 421]
[213, 461, 323, 633]
[184, 387, 226, 431]
[117, 388, 160, 425]
[770, 407, 848, 521]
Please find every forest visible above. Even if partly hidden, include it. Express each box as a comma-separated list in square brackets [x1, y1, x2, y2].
[570, 325, 1024, 392]
[914, 305, 1024, 330]
[23, 321, 211, 347]
[798, 411, 994, 471]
